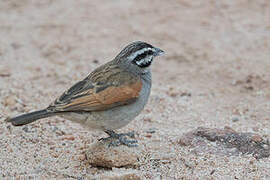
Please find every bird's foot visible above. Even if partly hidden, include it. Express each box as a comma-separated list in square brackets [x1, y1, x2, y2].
[99, 130, 138, 147]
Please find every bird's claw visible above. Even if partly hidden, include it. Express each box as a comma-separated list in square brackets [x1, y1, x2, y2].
[99, 130, 138, 147]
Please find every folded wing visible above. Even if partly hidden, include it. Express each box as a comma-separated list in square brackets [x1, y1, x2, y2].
[48, 69, 142, 112]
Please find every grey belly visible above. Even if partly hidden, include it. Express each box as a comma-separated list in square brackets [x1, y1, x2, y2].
[59, 82, 151, 131]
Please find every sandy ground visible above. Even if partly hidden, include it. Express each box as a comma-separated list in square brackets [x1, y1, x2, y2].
[0, 0, 270, 179]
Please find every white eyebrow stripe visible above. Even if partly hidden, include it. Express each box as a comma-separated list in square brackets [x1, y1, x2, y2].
[128, 47, 154, 60]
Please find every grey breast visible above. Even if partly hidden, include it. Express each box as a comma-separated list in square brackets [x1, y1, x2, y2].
[88, 72, 152, 130]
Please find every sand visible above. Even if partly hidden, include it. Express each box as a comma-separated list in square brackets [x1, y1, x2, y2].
[0, 0, 269, 179]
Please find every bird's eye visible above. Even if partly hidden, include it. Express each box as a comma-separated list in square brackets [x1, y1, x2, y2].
[134, 55, 153, 68]
[131, 49, 154, 68]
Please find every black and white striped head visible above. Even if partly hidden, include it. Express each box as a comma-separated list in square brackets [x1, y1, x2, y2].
[115, 41, 164, 68]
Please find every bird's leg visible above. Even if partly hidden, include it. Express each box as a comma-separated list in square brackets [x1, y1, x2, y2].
[99, 130, 138, 147]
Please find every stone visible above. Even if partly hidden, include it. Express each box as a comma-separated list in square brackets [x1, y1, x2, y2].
[86, 140, 142, 168]
[3, 95, 17, 107]
[178, 126, 270, 159]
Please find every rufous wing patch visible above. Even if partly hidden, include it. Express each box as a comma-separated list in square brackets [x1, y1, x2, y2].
[95, 80, 142, 105]
[57, 80, 142, 111]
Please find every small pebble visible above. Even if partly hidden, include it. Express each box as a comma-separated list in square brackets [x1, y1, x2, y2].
[251, 135, 263, 142]
[143, 117, 152, 122]
[146, 128, 156, 134]
[232, 116, 240, 122]
[62, 136, 75, 141]
[3, 95, 17, 107]
[78, 154, 86, 161]
[22, 126, 30, 133]
[180, 92, 191, 97]
[93, 59, 99, 64]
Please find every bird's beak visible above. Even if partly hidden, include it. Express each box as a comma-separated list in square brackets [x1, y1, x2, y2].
[154, 47, 165, 56]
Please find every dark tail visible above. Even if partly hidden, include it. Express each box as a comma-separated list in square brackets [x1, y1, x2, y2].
[7, 109, 54, 126]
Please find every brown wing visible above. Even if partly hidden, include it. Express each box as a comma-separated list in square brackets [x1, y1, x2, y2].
[48, 64, 142, 112]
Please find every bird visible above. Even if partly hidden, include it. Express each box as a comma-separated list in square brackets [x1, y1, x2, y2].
[7, 41, 164, 147]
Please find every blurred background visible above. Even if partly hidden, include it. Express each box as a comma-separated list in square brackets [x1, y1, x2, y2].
[0, 0, 269, 179]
